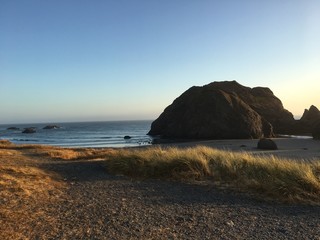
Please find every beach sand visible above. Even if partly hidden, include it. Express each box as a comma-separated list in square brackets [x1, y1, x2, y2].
[159, 138, 320, 161]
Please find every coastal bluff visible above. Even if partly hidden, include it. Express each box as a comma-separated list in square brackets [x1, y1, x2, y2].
[148, 81, 294, 139]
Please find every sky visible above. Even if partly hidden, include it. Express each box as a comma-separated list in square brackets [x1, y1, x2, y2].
[1, 0, 319, 124]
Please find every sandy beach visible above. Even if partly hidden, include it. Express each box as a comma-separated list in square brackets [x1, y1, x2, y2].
[159, 137, 320, 161]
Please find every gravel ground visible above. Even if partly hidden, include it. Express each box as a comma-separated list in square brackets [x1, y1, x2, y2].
[30, 159, 320, 240]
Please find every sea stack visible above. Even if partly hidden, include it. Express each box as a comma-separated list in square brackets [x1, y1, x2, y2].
[22, 128, 36, 134]
[43, 125, 60, 129]
[148, 81, 294, 139]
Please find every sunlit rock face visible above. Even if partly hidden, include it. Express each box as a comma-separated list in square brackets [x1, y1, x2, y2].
[148, 81, 294, 139]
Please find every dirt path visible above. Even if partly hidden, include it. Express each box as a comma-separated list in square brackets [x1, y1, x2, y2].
[2, 145, 320, 239]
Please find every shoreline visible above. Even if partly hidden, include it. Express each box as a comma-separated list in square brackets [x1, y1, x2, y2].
[2, 136, 319, 161]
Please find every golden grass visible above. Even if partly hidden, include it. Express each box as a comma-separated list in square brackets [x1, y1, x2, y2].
[0, 164, 65, 239]
[0, 139, 319, 238]
[45, 148, 116, 160]
[0, 143, 65, 239]
[1, 140, 319, 205]
[0, 139, 13, 147]
[0, 165, 62, 201]
[0, 140, 115, 161]
[104, 146, 320, 204]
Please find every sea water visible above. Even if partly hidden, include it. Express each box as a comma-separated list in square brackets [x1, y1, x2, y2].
[0, 120, 153, 148]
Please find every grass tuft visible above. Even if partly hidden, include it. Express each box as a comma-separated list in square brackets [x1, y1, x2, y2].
[104, 146, 320, 204]
[105, 147, 211, 180]
[45, 148, 116, 160]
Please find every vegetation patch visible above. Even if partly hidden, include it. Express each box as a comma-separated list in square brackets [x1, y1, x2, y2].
[0, 145, 65, 239]
[104, 146, 320, 204]
[44, 147, 116, 160]
[1, 140, 319, 205]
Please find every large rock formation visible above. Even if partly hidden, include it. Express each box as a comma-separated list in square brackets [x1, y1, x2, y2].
[148, 81, 293, 139]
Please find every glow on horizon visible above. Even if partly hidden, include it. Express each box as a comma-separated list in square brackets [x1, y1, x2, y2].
[0, 1, 319, 124]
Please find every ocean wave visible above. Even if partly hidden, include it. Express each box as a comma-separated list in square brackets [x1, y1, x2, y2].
[13, 139, 39, 142]
[0, 121, 152, 148]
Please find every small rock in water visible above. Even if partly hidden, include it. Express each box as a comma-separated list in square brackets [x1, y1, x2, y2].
[22, 128, 36, 134]
[124, 135, 131, 139]
[7, 127, 20, 130]
[43, 125, 60, 129]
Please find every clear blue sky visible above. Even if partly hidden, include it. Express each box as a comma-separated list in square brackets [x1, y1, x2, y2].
[1, 0, 319, 124]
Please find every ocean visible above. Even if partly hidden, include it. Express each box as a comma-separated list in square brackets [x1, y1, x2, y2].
[0, 120, 153, 148]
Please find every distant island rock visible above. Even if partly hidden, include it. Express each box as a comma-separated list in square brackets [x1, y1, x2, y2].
[7, 127, 20, 130]
[22, 128, 36, 134]
[43, 125, 60, 130]
[148, 81, 295, 139]
[124, 135, 132, 139]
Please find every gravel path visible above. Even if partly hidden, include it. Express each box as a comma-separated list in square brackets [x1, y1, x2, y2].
[32, 159, 320, 240]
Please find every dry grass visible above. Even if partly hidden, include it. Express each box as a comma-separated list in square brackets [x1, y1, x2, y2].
[44, 147, 116, 160]
[0, 139, 13, 147]
[0, 144, 65, 239]
[1, 140, 320, 208]
[0, 165, 65, 239]
[0, 140, 319, 238]
[10, 141, 319, 204]
[104, 146, 320, 204]
[1, 140, 115, 161]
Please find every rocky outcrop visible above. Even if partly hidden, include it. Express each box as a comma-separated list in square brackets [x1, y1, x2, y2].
[43, 125, 60, 129]
[200, 81, 294, 133]
[7, 127, 20, 130]
[301, 105, 320, 123]
[257, 138, 278, 150]
[22, 128, 36, 134]
[251, 87, 293, 122]
[149, 87, 263, 139]
[148, 81, 289, 139]
[291, 105, 320, 135]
